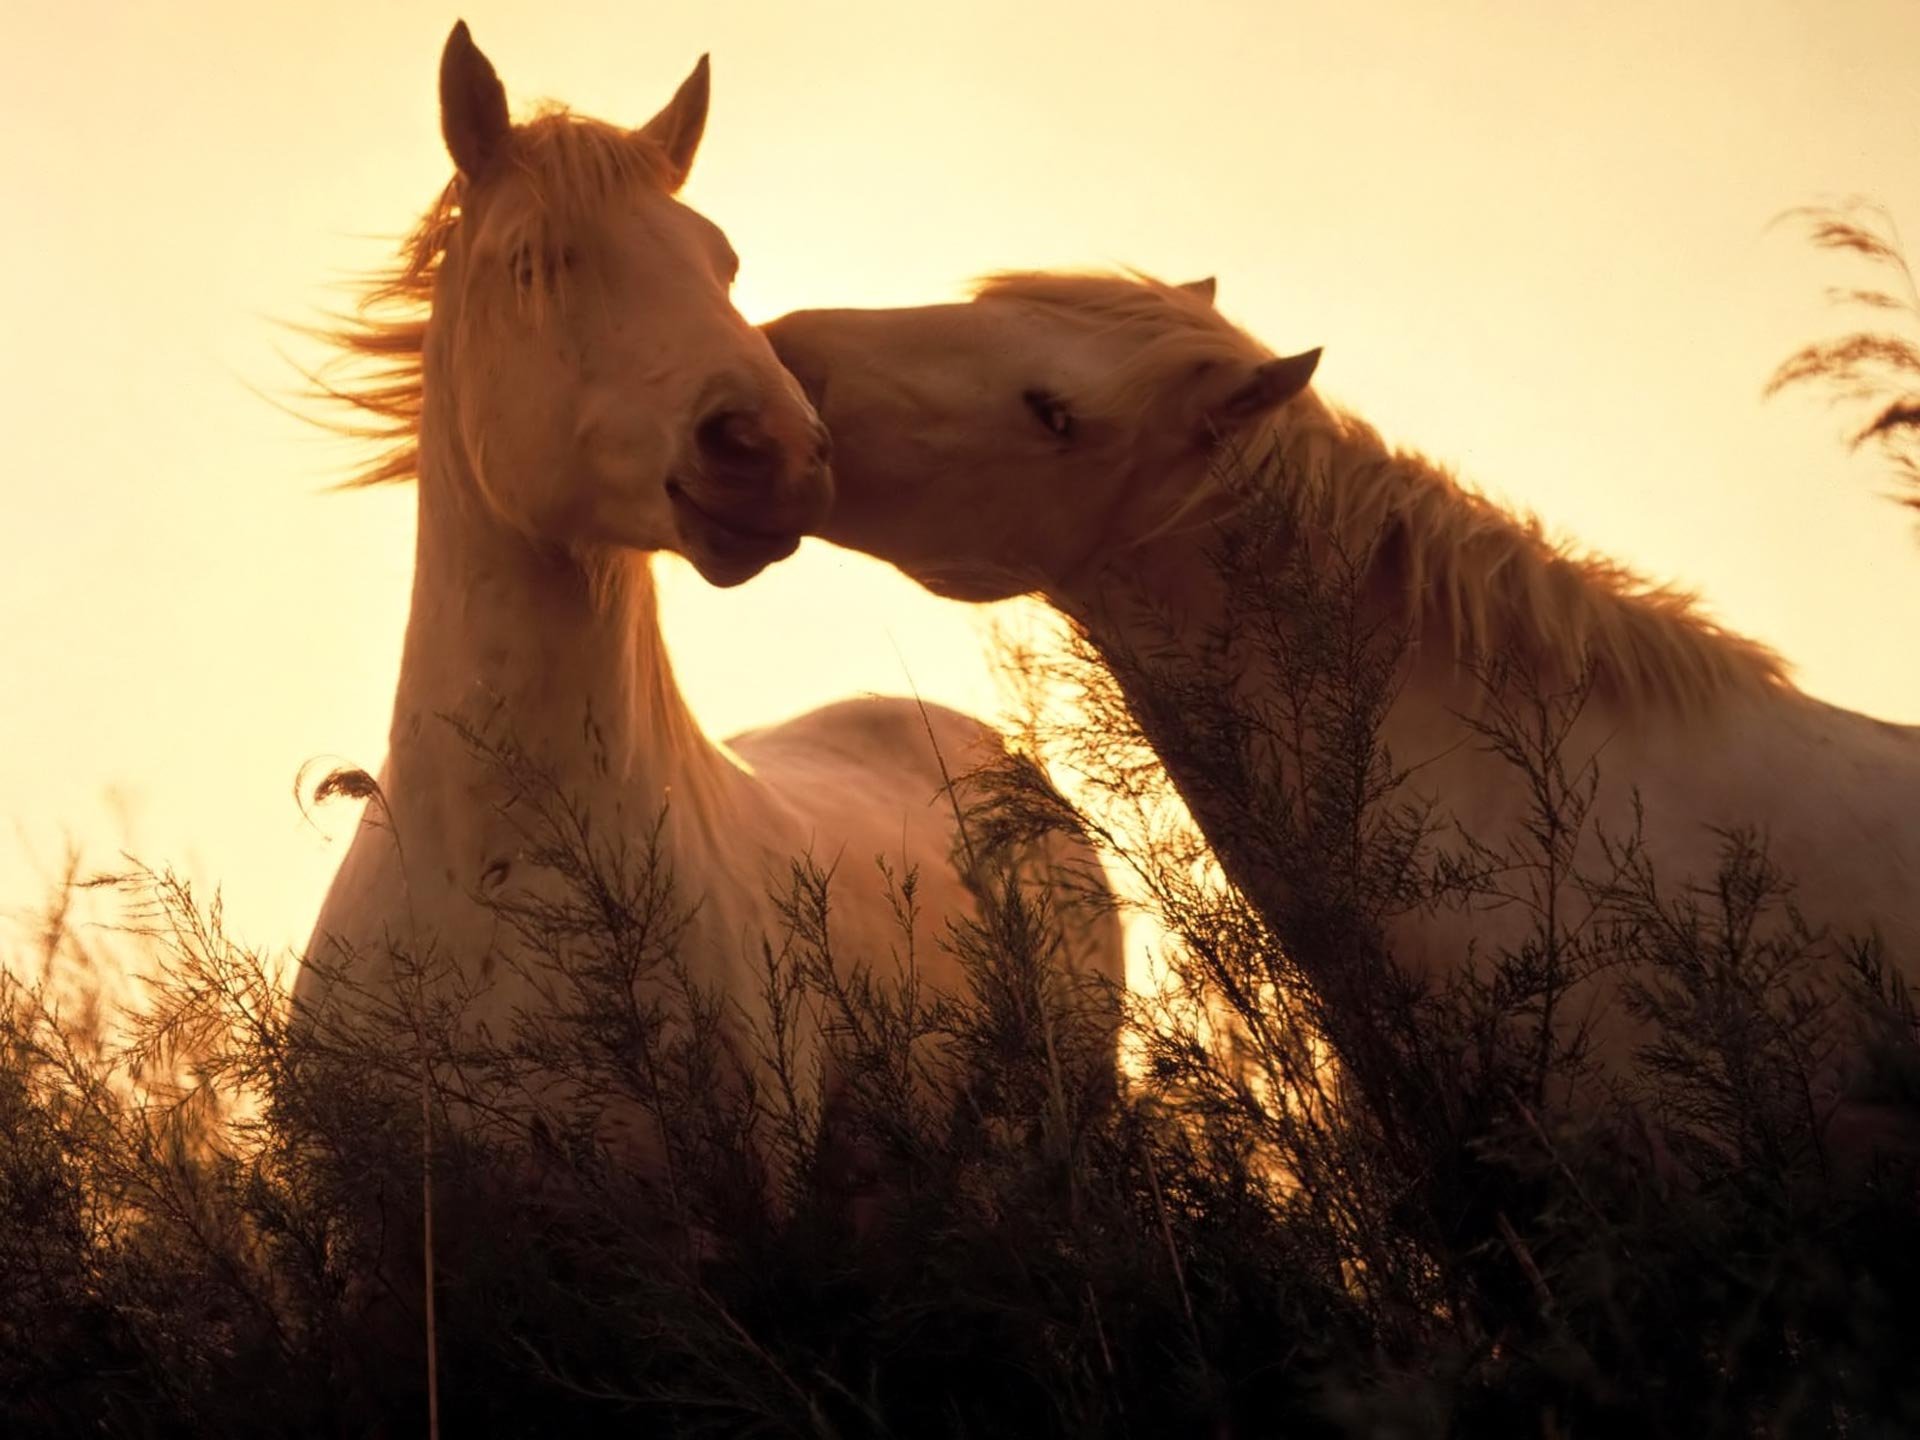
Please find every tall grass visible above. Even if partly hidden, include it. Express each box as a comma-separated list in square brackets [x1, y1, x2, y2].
[7, 337, 1920, 1433]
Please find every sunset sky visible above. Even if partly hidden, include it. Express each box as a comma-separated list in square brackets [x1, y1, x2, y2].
[4, 0, 1918, 957]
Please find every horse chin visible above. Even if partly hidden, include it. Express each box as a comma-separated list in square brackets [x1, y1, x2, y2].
[668, 484, 803, 587]
[685, 540, 798, 588]
[909, 560, 1028, 604]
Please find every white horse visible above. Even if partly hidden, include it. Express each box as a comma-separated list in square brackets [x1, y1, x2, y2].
[299, 30, 1121, 1158]
[766, 272, 1920, 1128]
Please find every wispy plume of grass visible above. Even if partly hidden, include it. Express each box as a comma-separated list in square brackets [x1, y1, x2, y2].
[1771, 199, 1920, 513]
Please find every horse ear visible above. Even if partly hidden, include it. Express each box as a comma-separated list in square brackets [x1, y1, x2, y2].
[1179, 277, 1217, 304]
[439, 21, 511, 180]
[1215, 348, 1322, 425]
[635, 55, 711, 191]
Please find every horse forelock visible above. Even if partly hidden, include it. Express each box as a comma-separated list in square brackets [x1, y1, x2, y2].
[974, 270, 1272, 424]
[305, 108, 679, 491]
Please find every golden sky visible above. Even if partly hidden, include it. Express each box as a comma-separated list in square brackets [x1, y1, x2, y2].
[4, 0, 1918, 953]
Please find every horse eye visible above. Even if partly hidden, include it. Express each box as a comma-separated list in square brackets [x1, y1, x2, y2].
[508, 245, 576, 288]
[1023, 389, 1074, 439]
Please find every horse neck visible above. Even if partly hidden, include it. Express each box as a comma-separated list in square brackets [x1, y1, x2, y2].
[1037, 407, 1464, 974]
[1046, 400, 1532, 872]
[1052, 398, 1381, 673]
[389, 423, 741, 831]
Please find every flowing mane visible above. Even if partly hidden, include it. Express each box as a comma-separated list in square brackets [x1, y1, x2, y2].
[1285, 411, 1792, 710]
[978, 269, 1791, 712]
[309, 109, 678, 488]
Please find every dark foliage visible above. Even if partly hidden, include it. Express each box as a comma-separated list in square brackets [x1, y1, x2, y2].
[4, 451, 1917, 1437]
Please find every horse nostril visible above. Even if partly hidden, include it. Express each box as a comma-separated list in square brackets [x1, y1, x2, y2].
[714, 415, 753, 454]
[696, 409, 773, 475]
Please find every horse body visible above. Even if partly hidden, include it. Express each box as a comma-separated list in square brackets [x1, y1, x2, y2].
[300, 31, 1121, 1153]
[1113, 499, 1920, 1064]
[766, 273, 1918, 1103]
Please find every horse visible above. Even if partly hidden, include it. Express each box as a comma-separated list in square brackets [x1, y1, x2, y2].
[764, 272, 1920, 1141]
[297, 28, 1122, 1176]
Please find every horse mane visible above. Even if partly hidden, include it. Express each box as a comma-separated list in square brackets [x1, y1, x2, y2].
[980, 269, 1790, 711]
[1291, 411, 1791, 709]
[307, 108, 676, 489]
[975, 270, 1267, 428]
